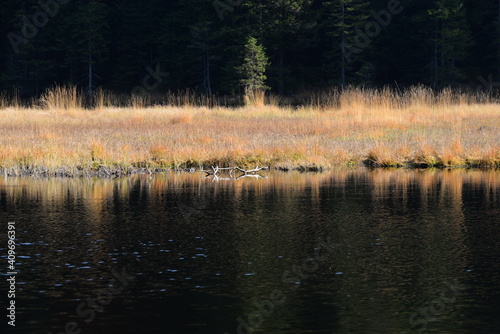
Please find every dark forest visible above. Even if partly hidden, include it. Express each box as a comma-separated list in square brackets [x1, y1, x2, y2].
[1, 0, 499, 99]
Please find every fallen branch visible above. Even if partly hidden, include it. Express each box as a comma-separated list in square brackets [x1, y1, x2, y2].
[200, 165, 269, 177]
[203, 173, 267, 181]
[234, 166, 269, 175]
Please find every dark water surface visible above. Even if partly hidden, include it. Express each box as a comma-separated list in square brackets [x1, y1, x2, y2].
[1, 168, 499, 334]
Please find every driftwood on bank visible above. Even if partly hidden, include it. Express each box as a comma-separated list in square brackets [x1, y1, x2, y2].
[200, 166, 268, 179]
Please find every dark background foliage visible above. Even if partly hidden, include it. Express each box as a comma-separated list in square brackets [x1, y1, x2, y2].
[1, 0, 499, 98]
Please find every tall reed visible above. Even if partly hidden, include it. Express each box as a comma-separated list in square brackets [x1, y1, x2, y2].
[39, 85, 83, 110]
[0, 89, 20, 109]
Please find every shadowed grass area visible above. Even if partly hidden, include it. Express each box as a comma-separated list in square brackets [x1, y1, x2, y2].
[0, 86, 499, 175]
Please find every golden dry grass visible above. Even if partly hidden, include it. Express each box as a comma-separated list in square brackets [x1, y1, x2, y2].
[0, 86, 499, 172]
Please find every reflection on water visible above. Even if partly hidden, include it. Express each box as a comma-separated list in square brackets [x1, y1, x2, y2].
[1, 168, 499, 334]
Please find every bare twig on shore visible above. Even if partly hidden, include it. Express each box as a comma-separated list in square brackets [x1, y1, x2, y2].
[200, 166, 269, 178]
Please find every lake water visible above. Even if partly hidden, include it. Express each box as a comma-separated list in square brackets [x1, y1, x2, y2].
[1, 168, 499, 334]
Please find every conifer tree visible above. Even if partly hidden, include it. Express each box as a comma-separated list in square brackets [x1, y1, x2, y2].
[239, 36, 269, 96]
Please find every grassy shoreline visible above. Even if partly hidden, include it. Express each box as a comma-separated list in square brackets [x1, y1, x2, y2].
[0, 87, 499, 176]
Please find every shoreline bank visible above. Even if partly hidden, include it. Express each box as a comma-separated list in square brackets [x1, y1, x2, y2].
[1, 161, 498, 178]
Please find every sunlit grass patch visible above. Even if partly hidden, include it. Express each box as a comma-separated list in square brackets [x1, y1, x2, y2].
[0, 86, 499, 174]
